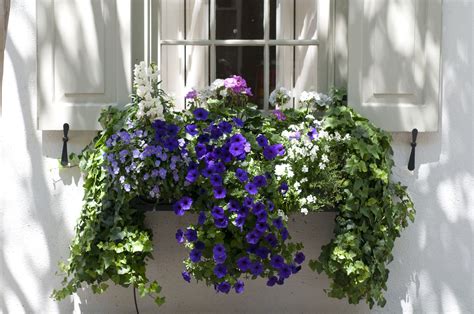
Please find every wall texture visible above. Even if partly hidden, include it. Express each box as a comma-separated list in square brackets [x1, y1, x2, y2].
[1, 0, 472, 313]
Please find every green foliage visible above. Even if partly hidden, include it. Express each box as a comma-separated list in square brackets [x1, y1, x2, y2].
[308, 103, 415, 308]
[52, 76, 414, 309]
[51, 107, 164, 305]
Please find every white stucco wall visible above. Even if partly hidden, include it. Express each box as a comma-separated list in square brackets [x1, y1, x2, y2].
[1, 0, 472, 313]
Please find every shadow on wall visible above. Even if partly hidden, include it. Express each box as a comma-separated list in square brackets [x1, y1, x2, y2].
[0, 13, 72, 314]
[372, 1, 473, 313]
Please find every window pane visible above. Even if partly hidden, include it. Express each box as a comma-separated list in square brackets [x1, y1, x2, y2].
[272, 0, 293, 39]
[294, 45, 319, 106]
[161, 46, 185, 109]
[295, 0, 318, 40]
[186, 45, 209, 95]
[161, 0, 209, 40]
[216, 46, 264, 107]
[216, 0, 264, 39]
[271, 0, 318, 40]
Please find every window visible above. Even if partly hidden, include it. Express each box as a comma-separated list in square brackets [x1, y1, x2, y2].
[158, 0, 331, 110]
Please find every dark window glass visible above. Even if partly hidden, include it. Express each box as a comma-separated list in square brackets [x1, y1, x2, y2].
[216, 46, 276, 109]
[216, 0, 264, 39]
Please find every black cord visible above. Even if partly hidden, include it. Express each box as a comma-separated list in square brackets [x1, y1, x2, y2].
[133, 286, 140, 314]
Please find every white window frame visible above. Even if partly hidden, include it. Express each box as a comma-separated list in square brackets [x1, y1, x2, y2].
[148, 0, 336, 111]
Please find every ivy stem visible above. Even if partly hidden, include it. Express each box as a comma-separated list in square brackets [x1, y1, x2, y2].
[133, 286, 139, 314]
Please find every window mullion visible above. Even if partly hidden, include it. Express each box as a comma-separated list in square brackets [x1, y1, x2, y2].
[210, 0, 216, 82]
[263, 0, 270, 112]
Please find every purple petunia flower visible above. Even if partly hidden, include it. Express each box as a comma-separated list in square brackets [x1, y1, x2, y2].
[279, 264, 292, 279]
[255, 221, 268, 233]
[176, 229, 184, 243]
[265, 234, 278, 248]
[214, 264, 227, 279]
[185, 228, 198, 242]
[294, 252, 305, 264]
[229, 142, 245, 157]
[245, 182, 258, 195]
[195, 143, 208, 158]
[218, 121, 233, 134]
[263, 144, 285, 160]
[243, 197, 254, 207]
[273, 109, 286, 121]
[255, 246, 270, 259]
[253, 175, 267, 187]
[185, 124, 199, 136]
[233, 215, 246, 229]
[291, 264, 302, 274]
[279, 182, 289, 194]
[236, 256, 251, 271]
[214, 216, 229, 229]
[230, 134, 246, 144]
[281, 228, 289, 241]
[213, 244, 227, 263]
[179, 196, 193, 210]
[217, 281, 231, 294]
[246, 231, 261, 244]
[235, 168, 249, 182]
[213, 186, 227, 199]
[185, 89, 198, 99]
[250, 261, 263, 276]
[182, 271, 191, 283]
[211, 206, 225, 219]
[234, 280, 245, 294]
[210, 174, 223, 187]
[198, 211, 207, 225]
[256, 135, 269, 147]
[227, 199, 240, 212]
[267, 276, 278, 287]
[273, 217, 284, 230]
[193, 108, 209, 121]
[270, 255, 284, 269]
[195, 241, 205, 250]
[308, 127, 318, 140]
[174, 202, 185, 216]
[186, 169, 199, 183]
[233, 117, 244, 127]
[190, 249, 202, 263]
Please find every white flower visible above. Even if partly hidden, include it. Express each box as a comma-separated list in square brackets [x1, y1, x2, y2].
[210, 79, 224, 90]
[301, 165, 308, 173]
[321, 154, 329, 163]
[301, 207, 309, 215]
[277, 209, 288, 222]
[269, 87, 291, 107]
[319, 163, 326, 170]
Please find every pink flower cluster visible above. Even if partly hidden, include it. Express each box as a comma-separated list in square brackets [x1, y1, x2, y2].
[224, 75, 253, 96]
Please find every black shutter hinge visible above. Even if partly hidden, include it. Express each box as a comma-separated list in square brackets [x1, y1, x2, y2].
[408, 128, 418, 171]
[61, 123, 69, 166]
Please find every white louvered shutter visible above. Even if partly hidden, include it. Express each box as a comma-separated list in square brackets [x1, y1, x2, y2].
[348, 0, 442, 132]
[37, 0, 132, 130]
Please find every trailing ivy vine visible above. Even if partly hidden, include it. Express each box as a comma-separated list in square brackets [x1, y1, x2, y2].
[52, 107, 165, 306]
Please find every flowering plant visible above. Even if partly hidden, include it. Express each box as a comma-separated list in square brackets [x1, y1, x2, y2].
[53, 62, 414, 309]
[174, 85, 305, 294]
